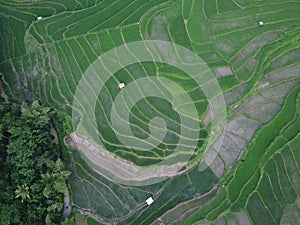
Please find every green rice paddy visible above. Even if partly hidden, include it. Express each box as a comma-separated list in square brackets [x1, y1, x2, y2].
[0, 0, 299, 224]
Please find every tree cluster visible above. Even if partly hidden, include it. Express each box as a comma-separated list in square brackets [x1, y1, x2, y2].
[0, 98, 72, 225]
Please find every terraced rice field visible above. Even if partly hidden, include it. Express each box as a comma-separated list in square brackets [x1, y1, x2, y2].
[0, 0, 299, 224]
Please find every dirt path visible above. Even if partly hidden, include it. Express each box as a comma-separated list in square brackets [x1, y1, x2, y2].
[49, 123, 59, 144]
[62, 185, 72, 218]
[0, 74, 8, 102]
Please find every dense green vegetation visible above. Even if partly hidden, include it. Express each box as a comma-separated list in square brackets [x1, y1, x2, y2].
[0, 99, 72, 225]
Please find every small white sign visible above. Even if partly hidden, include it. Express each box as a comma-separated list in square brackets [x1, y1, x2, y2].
[118, 83, 125, 89]
[259, 21, 264, 25]
[146, 197, 154, 206]
[37, 16, 42, 20]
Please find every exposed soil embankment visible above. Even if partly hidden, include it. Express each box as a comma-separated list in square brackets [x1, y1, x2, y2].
[64, 132, 189, 183]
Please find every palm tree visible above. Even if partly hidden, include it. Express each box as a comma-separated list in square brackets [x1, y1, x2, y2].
[41, 159, 71, 198]
[15, 184, 30, 203]
[45, 198, 64, 225]
[47, 201, 63, 213]
[41, 172, 55, 198]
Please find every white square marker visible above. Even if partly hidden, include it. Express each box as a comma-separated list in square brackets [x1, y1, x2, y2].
[118, 83, 125, 89]
[146, 197, 154, 206]
[258, 21, 264, 25]
[37, 16, 42, 20]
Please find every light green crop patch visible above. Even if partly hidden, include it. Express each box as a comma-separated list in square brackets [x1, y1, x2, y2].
[24, 32, 40, 54]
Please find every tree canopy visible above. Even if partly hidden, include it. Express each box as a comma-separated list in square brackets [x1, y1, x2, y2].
[0, 98, 72, 225]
